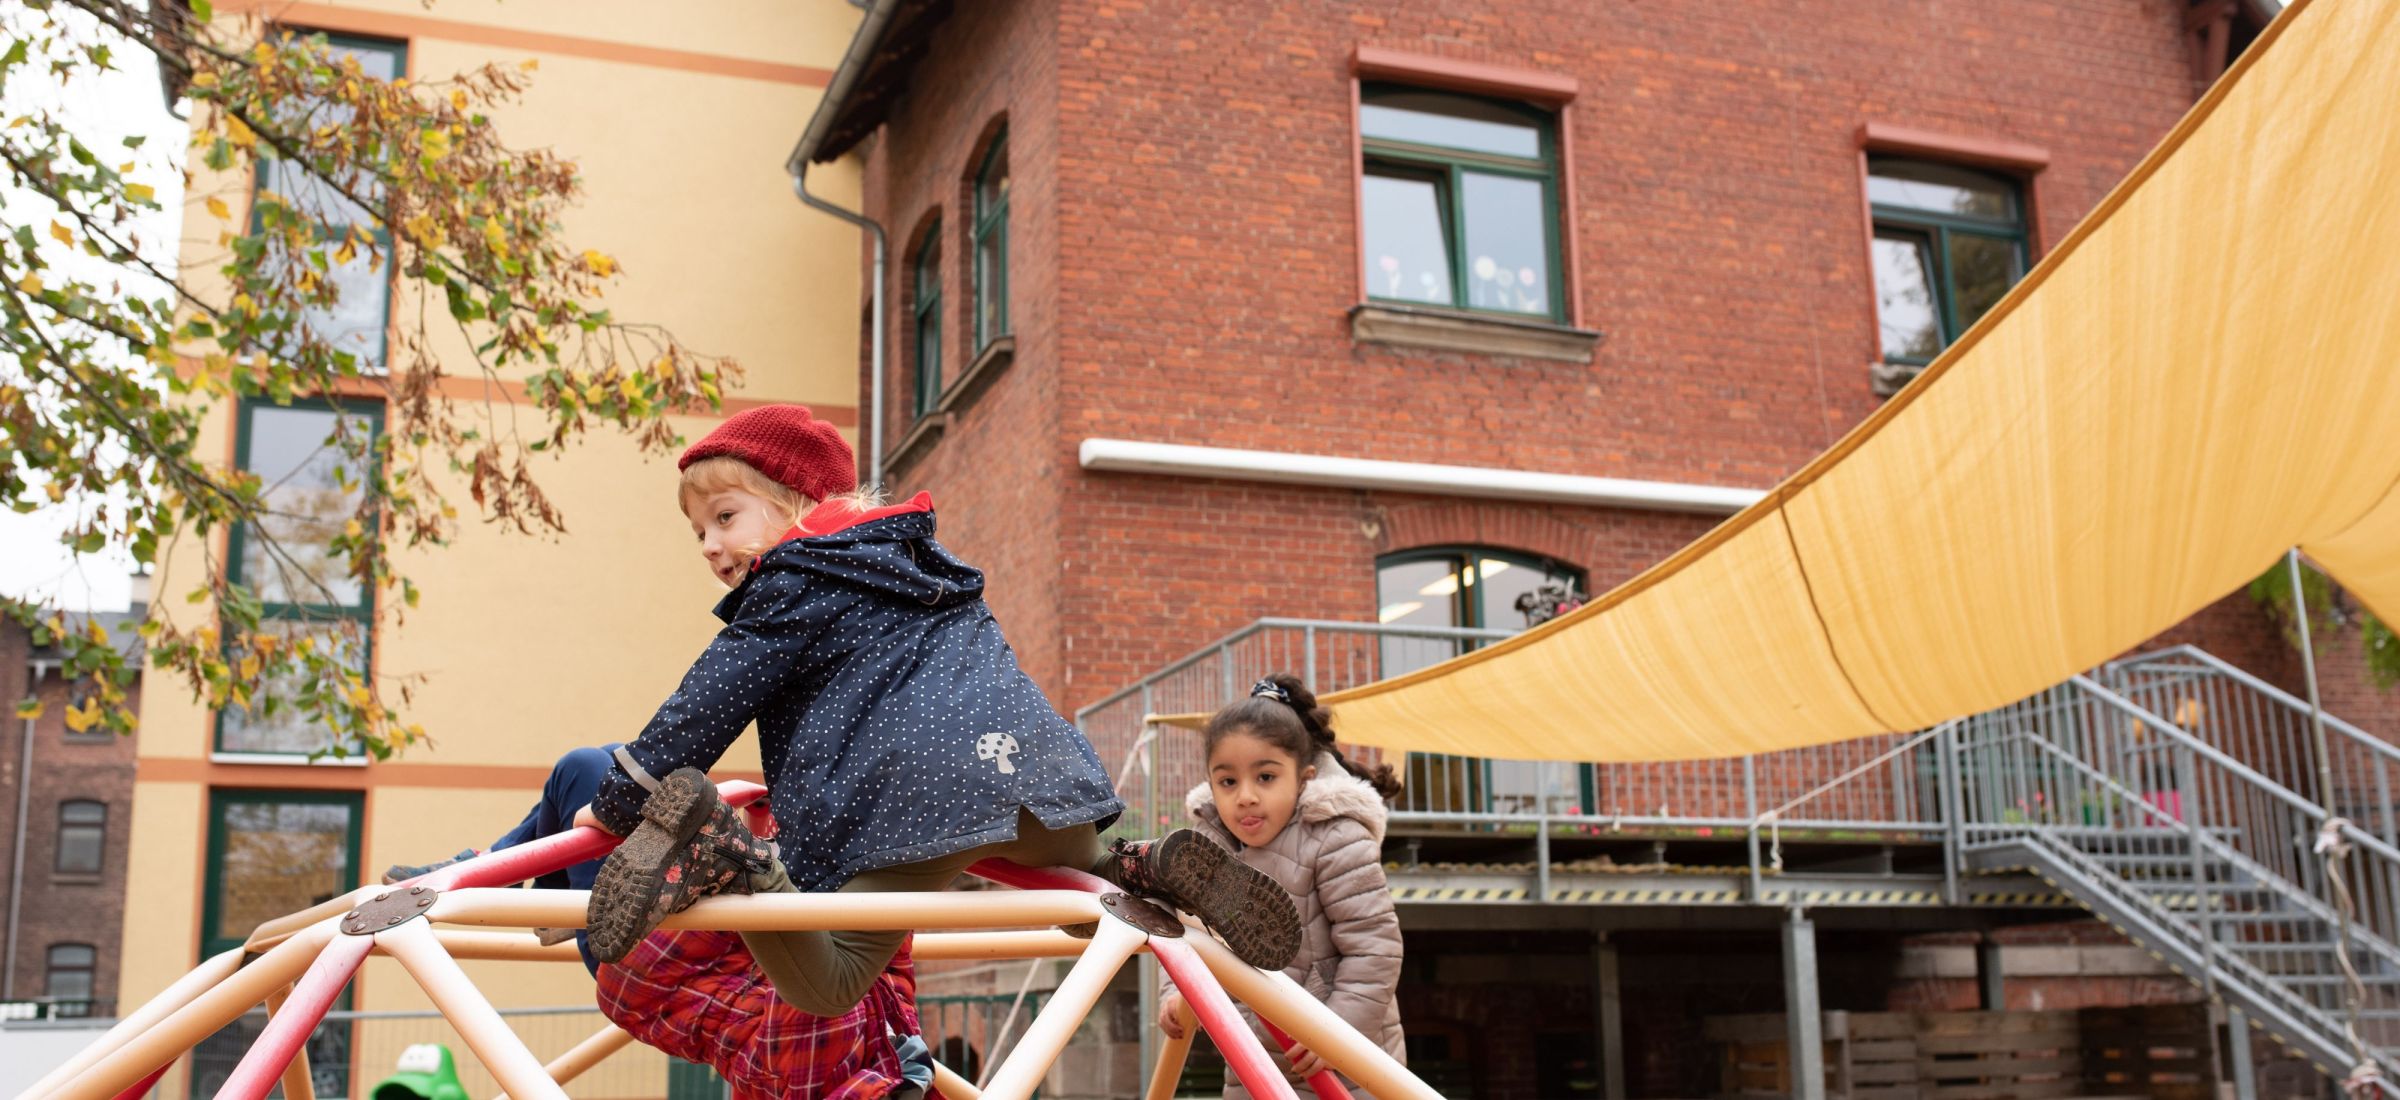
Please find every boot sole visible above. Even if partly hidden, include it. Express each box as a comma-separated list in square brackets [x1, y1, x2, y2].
[1155, 832, 1302, 970]
[587, 772, 718, 963]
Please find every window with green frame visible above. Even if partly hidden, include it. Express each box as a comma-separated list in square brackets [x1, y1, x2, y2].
[972, 133, 1009, 349]
[1867, 156, 2029, 368]
[257, 31, 406, 375]
[217, 398, 379, 756]
[1359, 85, 1562, 321]
[197, 790, 359, 1095]
[1375, 548, 1590, 816]
[912, 224, 942, 416]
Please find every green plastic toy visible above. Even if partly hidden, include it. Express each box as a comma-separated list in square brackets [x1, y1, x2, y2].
[369, 1042, 469, 1100]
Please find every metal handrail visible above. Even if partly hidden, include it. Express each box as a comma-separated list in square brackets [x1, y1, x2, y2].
[1073, 619, 1513, 719]
[2114, 644, 2400, 767]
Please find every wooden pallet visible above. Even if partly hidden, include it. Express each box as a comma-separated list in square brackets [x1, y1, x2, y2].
[1704, 1004, 2213, 1099]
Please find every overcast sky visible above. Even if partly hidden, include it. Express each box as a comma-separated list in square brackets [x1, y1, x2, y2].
[1, 7, 186, 613]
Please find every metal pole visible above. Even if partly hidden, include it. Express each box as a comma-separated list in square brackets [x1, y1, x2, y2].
[1744, 755, 1764, 902]
[6, 660, 52, 999]
[1939, 723, 1963, 905]
[1594, 933, 1626, 1100]
[2288, 549, 2339, 813]
[791, 167, 888, 487]
[2225, 1006, 2259, 1100]
[1782, 907, 1825, 1100]
[2180, 743, 2216, 998]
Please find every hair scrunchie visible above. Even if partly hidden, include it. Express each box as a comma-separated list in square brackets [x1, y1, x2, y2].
[1248, 678, 1294, 706]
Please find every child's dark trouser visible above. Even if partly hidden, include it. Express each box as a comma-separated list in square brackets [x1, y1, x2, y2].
[741, 808, 1106, 1016]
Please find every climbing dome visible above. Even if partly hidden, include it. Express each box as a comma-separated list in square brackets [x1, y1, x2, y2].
[17, 783, 1431, 1100]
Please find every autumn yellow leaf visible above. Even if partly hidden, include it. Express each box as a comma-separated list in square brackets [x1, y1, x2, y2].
[650, 355, 674, 381]
[205, 195, 230, 220]
[124, 183, 155, 203]
[43, 482, 64, 503]
[617, 375, 642, 402]
[349, 685, 374, 708]
[48, 221, 72, 245]
[190, 72, 219, 88]
[519, 58, 539, 72]
[449, 89, 468, 111]
[344, 518, 363, 539]
[581, 383, 604, 405]
[225, 114, 256, 148]
[333, 237, 357, 266]
[117, 160, 135, 172]
[232, 292, 254, 314]
[482, 218, 507, 255]
[17, 275, 41, 295]
[421, 127, 452, 160]
[238, 654, 260, 682]
[13, 699, 42, 721]
[582, 250, 617, 278]
[63, 697, 98, 734]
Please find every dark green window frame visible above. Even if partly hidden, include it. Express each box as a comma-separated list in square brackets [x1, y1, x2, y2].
[972, 133, 1010, 349]
[1360, 84, 1565, 322]
[912, 224, 943, 416]
[200, 788, 363, 956]
[1375, 547, 1593, 815]
[217, 396, 382, 756]
[55, 800, 105, 874]
[253, 30, 407, 375]
[1868, 156, 2030, 367]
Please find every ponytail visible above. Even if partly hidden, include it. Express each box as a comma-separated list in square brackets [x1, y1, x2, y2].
[1204, 673, 1403, 800]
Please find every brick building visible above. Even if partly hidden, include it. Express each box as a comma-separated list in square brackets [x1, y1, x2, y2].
[0, 599, 142, 1019]
[786, 1, 2381, 1096]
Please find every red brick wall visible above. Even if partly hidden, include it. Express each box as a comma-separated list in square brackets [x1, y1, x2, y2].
[0, 622, 138, 1008]
[863, 0, 1073, 689]
[856, 0, 2400, 750]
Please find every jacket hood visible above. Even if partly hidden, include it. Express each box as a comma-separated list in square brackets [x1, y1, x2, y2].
[710, 492, 981, 622]
[1187, 751, 1390, 845]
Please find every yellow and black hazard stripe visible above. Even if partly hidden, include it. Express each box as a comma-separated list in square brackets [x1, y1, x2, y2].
[1770, 888, 1944, 906]
[1388, 886, 1530, 902]
[1965, 890, 2075, 906]
[1546, 887, 1745, 905]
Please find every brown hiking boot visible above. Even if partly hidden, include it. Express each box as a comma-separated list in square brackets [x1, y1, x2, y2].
[1101, 830, 1300, 970]
[587, 768, 772, 963]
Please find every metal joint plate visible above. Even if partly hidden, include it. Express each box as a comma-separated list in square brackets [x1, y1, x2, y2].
[1100, 892, 1184, 938]
[340, 884, 438, 936]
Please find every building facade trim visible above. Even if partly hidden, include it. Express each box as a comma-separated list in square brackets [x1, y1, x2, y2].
[1078, 438, 1766, 515]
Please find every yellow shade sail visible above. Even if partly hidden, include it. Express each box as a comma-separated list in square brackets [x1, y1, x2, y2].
[1168, 0, 2400, 761]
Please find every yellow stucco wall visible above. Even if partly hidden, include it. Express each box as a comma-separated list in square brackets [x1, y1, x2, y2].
[124, 1, 865, 1069]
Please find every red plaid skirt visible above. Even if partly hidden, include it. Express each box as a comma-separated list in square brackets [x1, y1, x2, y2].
[596, 929, 920, 1100]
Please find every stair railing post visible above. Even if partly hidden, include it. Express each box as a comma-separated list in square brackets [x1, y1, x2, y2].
[2288, 550, 2340, 816]
[1940, 723, 1965, 905]
[2179, 741, 2217, 999]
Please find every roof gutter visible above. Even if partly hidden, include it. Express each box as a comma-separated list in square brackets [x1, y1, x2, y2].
[788, 0, 900, 486]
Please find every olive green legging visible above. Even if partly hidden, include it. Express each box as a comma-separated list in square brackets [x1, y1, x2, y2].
[741, 809, 1114, 1016]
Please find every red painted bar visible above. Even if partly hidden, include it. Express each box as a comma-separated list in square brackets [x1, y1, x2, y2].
[1264, 1017, 1357, 1100]
[1153, 938, 1300, 1100]
[107, 1059, 174, 1100]
[214, 934, 374, 1100]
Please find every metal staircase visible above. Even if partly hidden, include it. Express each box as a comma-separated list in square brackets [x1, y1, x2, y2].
[1948, 657, 2400, 1091]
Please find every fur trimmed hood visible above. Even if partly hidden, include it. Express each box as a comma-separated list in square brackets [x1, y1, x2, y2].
[1186, 751, 1390, 846]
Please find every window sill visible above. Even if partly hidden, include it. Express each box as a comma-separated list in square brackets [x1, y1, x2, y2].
[1871, 359, 1929, 397]
[884, 336, 1014, 479]
[885, 411, 953, 480]
[940, 335, 1014, 417]
[208, 751, 372, 767]
[49, 874, 101, 886]
[1349, 304, 1600, 363]
[61, 735, 117, 746]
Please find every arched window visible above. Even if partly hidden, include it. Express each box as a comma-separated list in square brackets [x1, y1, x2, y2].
[1360, 85, 1562, 320]
[45, 943, 96, 1004]
[972, 132, 1010, 348]
[1375, 548, 1589, 816]
[55, 800, 105, 875]
[912, 222, 943, 416]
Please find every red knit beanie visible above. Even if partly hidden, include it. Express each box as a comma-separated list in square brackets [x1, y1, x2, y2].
[677, 405, 857, 502]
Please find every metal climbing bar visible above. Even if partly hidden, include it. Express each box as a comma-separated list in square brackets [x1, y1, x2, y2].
[23, 776, 1446, 1100]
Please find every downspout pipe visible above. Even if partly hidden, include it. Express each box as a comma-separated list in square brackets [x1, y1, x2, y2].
[5, 657, 56, 1000]
[787, 0, 900, 487]
[794, 169, 888, 488]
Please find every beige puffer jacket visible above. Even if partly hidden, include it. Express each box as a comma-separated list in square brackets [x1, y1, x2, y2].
[1168, 752, 1406, 1099]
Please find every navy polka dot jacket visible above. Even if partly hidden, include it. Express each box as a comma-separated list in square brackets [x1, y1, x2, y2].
[590, 497, 1124, 892]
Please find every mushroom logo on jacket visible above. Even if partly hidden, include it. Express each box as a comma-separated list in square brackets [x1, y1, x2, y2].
[976, 731, 1021, 775]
